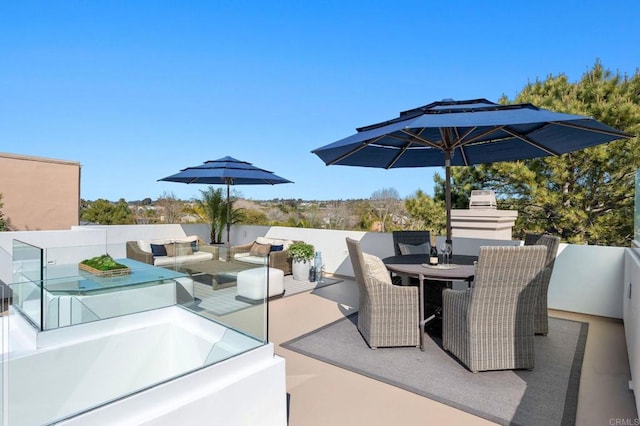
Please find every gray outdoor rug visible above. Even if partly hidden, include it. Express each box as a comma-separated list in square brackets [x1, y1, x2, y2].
[281, 314, 588, 426]
[191, 276, 343, 316]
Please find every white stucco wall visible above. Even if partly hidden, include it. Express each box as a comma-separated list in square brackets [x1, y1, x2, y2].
[0, 224, 630, 319]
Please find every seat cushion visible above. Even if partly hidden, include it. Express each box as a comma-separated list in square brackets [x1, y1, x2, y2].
[362, 253, 392, 285]
[398, 242, 430, 255]
[237, 267, 285, 300]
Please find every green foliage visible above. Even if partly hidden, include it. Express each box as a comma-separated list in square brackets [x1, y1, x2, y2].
[80, 199, 135, 225]
[288, 241, 315, 262]
[404, 190, 446, 234]
[80, 254, 128, 271]
[196, 187, 245, 244]
[440, 61, 640, 246]
[0, 194, 8, 231]
[241, 209, 269, 225]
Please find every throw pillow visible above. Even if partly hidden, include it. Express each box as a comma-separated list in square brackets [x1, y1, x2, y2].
[270, 244, 284, 252]
[175, 242, 193, 256]
[362, 253, 392, 285]
[398, 242, 430, 255]
[150, 243, 167, 257]
[249, 242, 271, 257]
[165, 243, 176, 257]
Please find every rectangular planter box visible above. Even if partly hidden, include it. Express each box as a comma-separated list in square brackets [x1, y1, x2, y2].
[78, 263, 131, 278]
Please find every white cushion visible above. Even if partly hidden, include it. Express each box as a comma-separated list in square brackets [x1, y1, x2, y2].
[282, 240, 294, 250]
[255, 237, 294, 250]
[398, 242, 430, 255]
[151, 239, 172, 245]
[363, 253, 392, 285]
[137, 240, 152, 254]
[237, 267, 285, 300]
[153, 251, 213, 267]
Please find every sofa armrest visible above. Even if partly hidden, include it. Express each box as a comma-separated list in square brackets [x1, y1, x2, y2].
[126, 241, 154, 265]
[269, 250, 292, 275]
[198, 244, 219, 260]
[230, 242, 254, 257]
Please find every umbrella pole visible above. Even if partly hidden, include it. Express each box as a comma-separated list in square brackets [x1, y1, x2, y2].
[445, 150, 452, 245]
[226, 182, 231, 260]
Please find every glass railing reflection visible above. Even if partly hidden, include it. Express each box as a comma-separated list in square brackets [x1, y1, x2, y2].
[1, 238, 269, 424]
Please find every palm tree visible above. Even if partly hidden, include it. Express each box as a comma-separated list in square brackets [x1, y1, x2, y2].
[196, 187, 226, 244]
[195, 187, 246, 244]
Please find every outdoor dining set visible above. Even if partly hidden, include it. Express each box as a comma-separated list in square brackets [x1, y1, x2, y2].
[346, 231, 560, 374]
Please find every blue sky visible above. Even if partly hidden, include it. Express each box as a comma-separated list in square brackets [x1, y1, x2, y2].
[1, 1, 638, 202]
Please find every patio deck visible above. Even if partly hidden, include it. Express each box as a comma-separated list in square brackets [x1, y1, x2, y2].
[269, 276, 637, 426]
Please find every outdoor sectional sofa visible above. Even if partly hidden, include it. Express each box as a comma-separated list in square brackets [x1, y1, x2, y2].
[126, 236, 217, 267]
[230, 237, 297, 275]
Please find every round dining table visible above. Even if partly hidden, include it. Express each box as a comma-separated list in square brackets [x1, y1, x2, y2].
[382, 254, 477, 351]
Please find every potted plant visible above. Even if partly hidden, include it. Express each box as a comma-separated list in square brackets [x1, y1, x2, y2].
[288, 241, 315, 281]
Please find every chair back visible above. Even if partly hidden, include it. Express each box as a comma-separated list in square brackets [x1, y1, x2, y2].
[392, 230, 431, 256]
[346, 237, 368, 294]
[524, 233, 560, 269]
[471, 245, 547, 315]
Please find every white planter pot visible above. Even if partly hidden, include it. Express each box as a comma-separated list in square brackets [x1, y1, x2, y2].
[292, 260, 310, 281]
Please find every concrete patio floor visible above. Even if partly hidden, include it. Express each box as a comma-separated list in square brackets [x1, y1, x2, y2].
[269, 276, 637, 426]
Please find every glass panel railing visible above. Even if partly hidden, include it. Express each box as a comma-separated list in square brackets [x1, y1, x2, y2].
[1, 275, 8, 426]
[180, 254, 270, 343]
[204, 327, 263, 365]
[1, 238, 269, 424]
[11, 240, 43, 330]
[41, 244, 187, 330]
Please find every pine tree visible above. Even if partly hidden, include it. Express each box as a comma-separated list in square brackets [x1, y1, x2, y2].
[439, 61, 640, 246]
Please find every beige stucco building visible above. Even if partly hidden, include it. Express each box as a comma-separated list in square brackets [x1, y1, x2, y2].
[0, 153, 81, 231]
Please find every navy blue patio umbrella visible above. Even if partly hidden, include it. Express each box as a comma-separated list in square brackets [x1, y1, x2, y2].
[159, 156, 293, 247]
[312, 98, 633, 244]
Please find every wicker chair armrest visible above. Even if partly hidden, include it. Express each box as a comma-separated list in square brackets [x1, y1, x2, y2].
[230, 242, 254, 256]
[126, 241, 154, 265]
[442, 288, 472, 355]
[442, 289, 471, 321]
[269, 250, 292, 275]
[371, 277, 419, 304]
[198, 244, 220, 259]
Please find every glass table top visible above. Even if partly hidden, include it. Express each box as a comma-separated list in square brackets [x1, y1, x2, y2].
[43, 258, 187, 295]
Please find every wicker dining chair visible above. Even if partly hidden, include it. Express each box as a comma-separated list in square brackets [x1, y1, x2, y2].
[346, 237, 420, 349]
[524, 233, 561, 335]
[392, 230, 431, 256]
[442, 245, 547, 373]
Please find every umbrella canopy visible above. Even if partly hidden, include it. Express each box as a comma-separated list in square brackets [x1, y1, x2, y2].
[159, 156, 293, 246]
[312, 98, 633, 243]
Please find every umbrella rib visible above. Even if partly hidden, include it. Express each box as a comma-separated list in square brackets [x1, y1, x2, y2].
[502, 127, 561, 156]
[458, 146, 470, 166]
[326, 135, 386, 165]
[399, 129, 440, 149]
[454, 126, 506, 147]
[551, 120, 634, 138]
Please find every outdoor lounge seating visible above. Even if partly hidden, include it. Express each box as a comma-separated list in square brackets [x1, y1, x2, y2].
[346, 237, 420, 349]
[126, 237, 216, 267]
[524, 233, 561, 335]
[442, 245, 547, 373]
[230, 237, 296, 275]
[236, 267, 285, 303]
